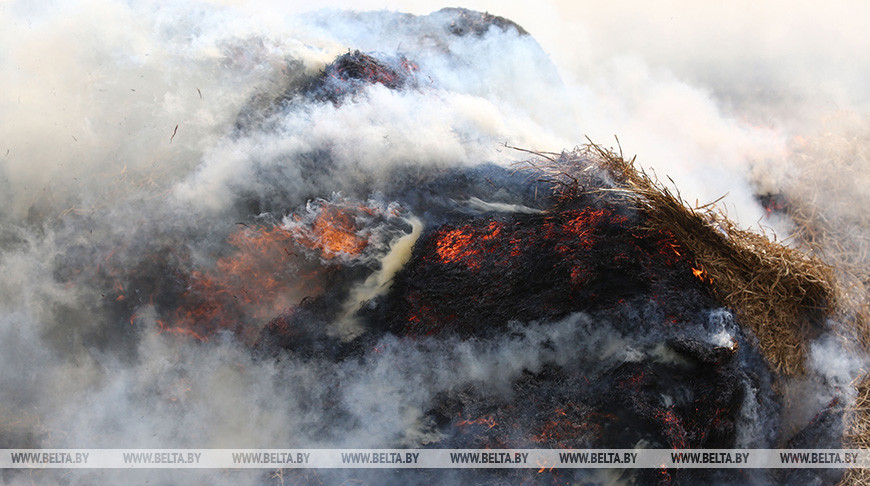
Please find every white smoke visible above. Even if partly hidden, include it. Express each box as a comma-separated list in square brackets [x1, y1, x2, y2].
[1, 0, 868, 484]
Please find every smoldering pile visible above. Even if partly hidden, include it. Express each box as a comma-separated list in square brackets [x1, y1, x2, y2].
[1, 5, 865, 486]
[91, 43, 849, 482]
[248, 140, 852, 484]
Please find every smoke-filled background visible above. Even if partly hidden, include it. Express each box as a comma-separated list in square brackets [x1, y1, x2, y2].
[1, 0, 869, 485]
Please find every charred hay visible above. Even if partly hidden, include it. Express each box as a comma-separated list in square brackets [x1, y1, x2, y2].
[530, 142, 870, 484]
[523, 142, 839, 376]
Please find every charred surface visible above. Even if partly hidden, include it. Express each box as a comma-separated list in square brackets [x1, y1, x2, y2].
[304, 50, 418, 104]
[437, 7, 529, 37]
[363, 203, 720, 338]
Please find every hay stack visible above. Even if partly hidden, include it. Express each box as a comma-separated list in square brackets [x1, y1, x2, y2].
[519, 138, 870, 484]
[766, 119, 870, 485]
[520, 142, 838, 375]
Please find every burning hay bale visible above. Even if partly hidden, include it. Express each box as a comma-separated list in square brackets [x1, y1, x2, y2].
[525, 142, 839, 376]
[7, 3, 868, 485]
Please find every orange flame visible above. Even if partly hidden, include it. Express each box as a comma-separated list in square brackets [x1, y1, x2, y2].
[288, 205, 369, 258]
[691, 266, 713, 284]
[138, 200, 391, 343]
[150, 224, 324, 343]
[536, 459, 555, 473]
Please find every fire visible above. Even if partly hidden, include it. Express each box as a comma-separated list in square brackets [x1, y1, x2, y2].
[125, 199, 399, 343]
[532, 405, 606, 447]
[759, 193, 788, 216]
[210, 225, 309, 310]
[659, 466, 673, 483]
[653, 228, 687, 264]
[550, 208, 620, 251]
[435, 227, 478, 266]
[156, 319, 209, 342]
[285, 202, 378, 259]
[455, 414, 498, 430]
[434, 223, 500, 269]
[655, 407, 689, 449]
[691, 266, 713, 284]
[160, 224, 317, 343]
[404, 206, 696, 336]
[536, 459, 554, 474]
[434, 221, 506, 269]
[432, 209, 623, 271]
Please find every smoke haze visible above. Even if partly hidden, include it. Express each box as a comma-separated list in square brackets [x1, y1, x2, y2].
[1, 1, 869, 485]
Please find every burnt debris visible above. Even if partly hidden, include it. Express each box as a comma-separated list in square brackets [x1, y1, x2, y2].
[436, 7, 530, 37]
[305, 50, 418, 104]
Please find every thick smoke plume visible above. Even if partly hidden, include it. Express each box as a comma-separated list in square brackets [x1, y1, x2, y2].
[1, 1, 869, 485]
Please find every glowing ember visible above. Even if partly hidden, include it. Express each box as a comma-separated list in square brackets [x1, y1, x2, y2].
[532, 404, 606, 448]
[434, 222, 506, 269]
[548, 208, 621, 251]
[455, 414, 498, 430]
[432, 209, 624, 272]
[655, 407, 689, 449]
[435, 228, 477, 265]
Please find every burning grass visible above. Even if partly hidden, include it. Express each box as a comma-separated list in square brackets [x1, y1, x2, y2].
[520, 141, 839, 376]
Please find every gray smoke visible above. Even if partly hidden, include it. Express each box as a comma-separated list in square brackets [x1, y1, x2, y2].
[1, 1, 869, 485]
